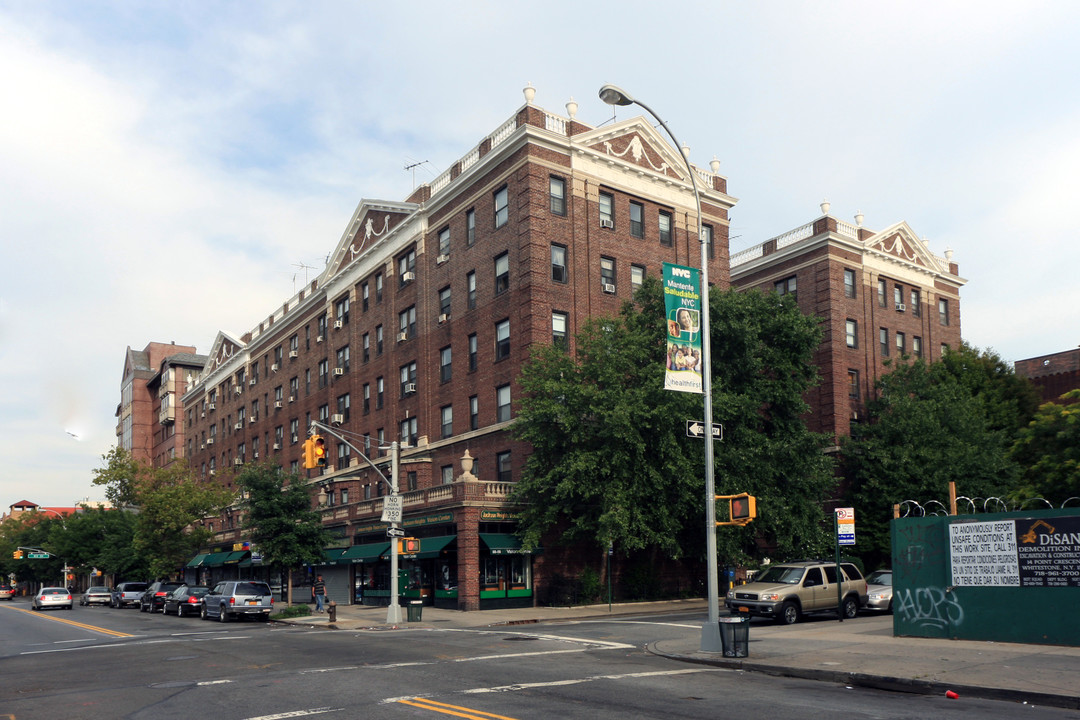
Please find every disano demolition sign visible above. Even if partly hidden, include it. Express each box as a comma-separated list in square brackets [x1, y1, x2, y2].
[949, 516, 1080, 588]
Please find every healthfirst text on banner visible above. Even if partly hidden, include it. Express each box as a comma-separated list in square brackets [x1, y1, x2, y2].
[663, 263, 703, 394]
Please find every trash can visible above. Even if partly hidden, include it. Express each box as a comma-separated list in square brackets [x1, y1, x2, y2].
[406, 600, 423, 622]
[718, 615, 749, 657]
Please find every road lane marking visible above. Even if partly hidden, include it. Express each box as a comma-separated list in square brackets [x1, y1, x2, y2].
[239, 709, 342, 719]
[398, 698, 518, 720]
[3, 605, 133, 637]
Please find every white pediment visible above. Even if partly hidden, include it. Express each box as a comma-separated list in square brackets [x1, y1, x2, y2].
[323, 199, 419, 282]
[575, 117, 690, 183]
[204, 331, 246, 374]
[863, 221, 946, 273]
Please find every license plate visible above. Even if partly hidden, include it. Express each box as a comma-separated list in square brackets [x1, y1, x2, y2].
[738, 606, 749, 613]
[246, 600, 257, 605]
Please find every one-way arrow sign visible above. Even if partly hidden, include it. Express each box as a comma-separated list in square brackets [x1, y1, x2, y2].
[686, 421, 723, 440]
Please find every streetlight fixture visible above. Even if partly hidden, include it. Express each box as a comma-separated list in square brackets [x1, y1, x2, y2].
[599, 84, 723, 653]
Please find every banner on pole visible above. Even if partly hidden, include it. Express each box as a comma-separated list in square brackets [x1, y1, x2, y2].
[663, 263, 703, 394]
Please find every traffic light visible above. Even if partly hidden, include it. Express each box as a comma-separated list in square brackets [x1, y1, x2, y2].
[397, 537, 420, 554]
[302, 437, 316, 469]
[313, 436, 327, 467]
[730, 494, 757, 524]
[12, 550, 23, 559]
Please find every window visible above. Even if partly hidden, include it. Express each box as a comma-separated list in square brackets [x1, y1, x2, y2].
[376, 325, 383, 355]
[894, 285, 903, 309]
[551, 244, 567, 283]
[703, 224, 714, 259]
[913, 336, 923, 358]
[496, 451, 512, 483]
[552, 311, 568, 350]
[440, 346, 452, 383]
[495, 319, 510, 361]
[336, 345, 350, 374]
[406, 470, 417, 491]
[376, 377, 384, 409]
[398, 249, 416, 287]
[363, 383, 370, 414]
[468, 333, 478, 372]
[879, 327, 889, 356]
[845, 319, 858, 348]
[629, 201, 644, 238]
[438, 226, 450, 259]
[399, 362, 417, 397]
[938, 298, 950, 326]
[469, 395, 479, 430]
[340, 488, 349, 504]
[362, 333, 370, 363]
[375, 272, 383, 303]
[910, 288, 921, 316]
[896, 332, 906, 355]
[466, 208, 476, 246]
[290, 377, 298, 400]
[337, 393, 350, 423]
[496, 384, 511, 422]
[659, 210, 673, 246]
[337, 441, 351, 471]
[775, 276, 797, 298]
[494, 252, 509, 295]
[398, 306, 416, 340]
[400, 417, 418, 448]
[441, 405, 453, 438]
[335, 295, 350, 326]
[843, 269, 856, 299]
[631, 265, 645, 293]
[466, 271, 477, 309]
[599, 191, 614, 227]
[441, 465, 454, 485]
[600, 256, 616, 290]
[377, 428, 385, 457]
[848, 370, 860, 399]
[494, 186, 508, 228]
[362, 281, 370, 312]
[438, 286, 452, 319]
[550, 176, 566, 216]
[877, 279, 887, 307]
[318, 359, 329, 388]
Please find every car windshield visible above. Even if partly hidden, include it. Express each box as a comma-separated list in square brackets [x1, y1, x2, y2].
[867, 571, 892, 585]
[755, 566, 805, 584]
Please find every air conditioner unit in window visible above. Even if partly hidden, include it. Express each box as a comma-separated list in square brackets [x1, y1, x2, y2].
[404, 382, 417, 395]
[331, 413, 345, 425]
[234, 387, 243, 396]
[398, 330, 409, 342]
[288, 395, 295, 403]
[289, 350, 298, 358]
[234, 422, 243, 430]
[334, 320, 343, 329]
[253, 452, 259, 459]
[200, 443, 205, 450]
[249, 378, 257, 386]
[895, 303, 906, 312]
[333, 367, 344, 376]
[233, 458, 243, 466]
[274, 401, 283, 408]
[249, 416, 256, 424]
[316, 335, 324, 344]
[402, 271, 416, 283]
[602, 283, 616, 294]
[438, 313, 449, 324]
[273, 443, 281, 450]
[600, 218, 614, 229]
[200, 412, 205, 418]
[206, 437, 214, 445]
[271, 363, 279, 372]
[436, 253, 450, 265]
[209, 469, 215, 476]
[208, 403, 216, 411]
[291, 434, 298, 443]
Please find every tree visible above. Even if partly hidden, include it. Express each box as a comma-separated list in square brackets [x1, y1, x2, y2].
[1010, 389, 1080, 504]
[512, 278, 836, 572]
[236, 463, 329, 605]
[841, 345, 1029, 568]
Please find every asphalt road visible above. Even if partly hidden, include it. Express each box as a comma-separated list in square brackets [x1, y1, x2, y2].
[2, 601, 1076, 720]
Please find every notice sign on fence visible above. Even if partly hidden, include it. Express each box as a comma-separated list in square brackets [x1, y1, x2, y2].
[949, 520, 1020, 586]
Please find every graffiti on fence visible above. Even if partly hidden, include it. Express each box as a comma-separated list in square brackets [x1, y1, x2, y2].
[894, 586, 964, 630]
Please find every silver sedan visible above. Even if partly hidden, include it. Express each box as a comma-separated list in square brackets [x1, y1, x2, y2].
[32, 587, 73, 611]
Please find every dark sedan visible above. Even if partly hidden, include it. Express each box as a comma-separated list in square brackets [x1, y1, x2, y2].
[139, 581, 185, 612]
[162, 585, 210, 617]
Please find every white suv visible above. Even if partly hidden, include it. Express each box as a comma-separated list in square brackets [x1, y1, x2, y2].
[200, 580, 274, 622]
[726, 560, 867, 624]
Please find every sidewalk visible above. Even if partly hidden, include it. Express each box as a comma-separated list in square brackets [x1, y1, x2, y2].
[280, 599, 1080, 710]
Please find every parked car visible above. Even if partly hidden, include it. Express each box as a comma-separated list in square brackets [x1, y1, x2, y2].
[140, 581, 186, 612]
[200, 580, 274, 622]
[0, 583, 14, 600]
[111, 582, 149, 608]
[726, 560, 868, 624]
[864, 569, 894, 613]
[80, 586, 113, 606]
[163, 585, 210, 617]
[32, 587, 73, 611]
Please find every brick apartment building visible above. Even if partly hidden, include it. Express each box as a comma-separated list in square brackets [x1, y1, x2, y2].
[730, 202, 965, 441]
[116, 342, 207, 467]
[1015, 347, 1080, 403]
[179, 87, 735, 610]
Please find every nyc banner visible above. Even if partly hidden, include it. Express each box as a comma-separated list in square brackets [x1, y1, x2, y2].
[663, 262, 703, 394]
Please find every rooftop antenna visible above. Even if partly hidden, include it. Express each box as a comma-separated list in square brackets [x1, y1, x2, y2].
[292, 261, 316, 292]
[404, 160, 432, 190]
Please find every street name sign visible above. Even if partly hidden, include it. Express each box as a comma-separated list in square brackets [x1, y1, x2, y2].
[27, 552, 49, 559]
[686, 421, 723, 440]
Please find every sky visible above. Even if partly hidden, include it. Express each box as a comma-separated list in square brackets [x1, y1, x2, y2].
[2, 1, 1078, 508]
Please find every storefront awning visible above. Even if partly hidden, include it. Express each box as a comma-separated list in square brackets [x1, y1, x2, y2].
[407, 535, 456, 560]
[223, 550, 250, 565]
[201, 551, 234, 567]
[185, 553, 208, 568]
[480, 533, 539, 555]
[337, 542, 390, 564]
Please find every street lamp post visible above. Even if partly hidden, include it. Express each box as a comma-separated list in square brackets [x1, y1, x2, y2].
[599, 84, 723, 652]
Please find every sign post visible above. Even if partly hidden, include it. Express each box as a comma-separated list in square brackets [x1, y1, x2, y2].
[834, 508, 855, 621]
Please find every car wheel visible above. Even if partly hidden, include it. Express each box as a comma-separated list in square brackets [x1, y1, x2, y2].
[842, 596, 859, 619]
[779, 601, 800, 625]
[218, 606, 229, 622]
[200, 604, 209, 621]
[176, 604, 183, 617]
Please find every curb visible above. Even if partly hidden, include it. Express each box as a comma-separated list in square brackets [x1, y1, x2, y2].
[644, 642, 1080, 711]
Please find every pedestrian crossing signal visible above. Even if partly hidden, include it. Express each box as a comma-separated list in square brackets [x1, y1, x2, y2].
[715, 493, 757, 526]
[397, 537, 420, 554]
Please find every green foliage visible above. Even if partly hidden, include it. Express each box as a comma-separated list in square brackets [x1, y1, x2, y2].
[1010, 389, 1080, 503]
[841, 344, 1030, 568]
[271, 603, 313, 619]
[577, 566, 602, 603]
[512, 278, 836, 568]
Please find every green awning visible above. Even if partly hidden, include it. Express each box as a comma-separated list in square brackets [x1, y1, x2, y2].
[223, 550, 250, 565]
[480, 533, 538, 555]
[202, 551, 233, 567]
[407, 535, 456, 560]
[337, 542, 389, 564]
[185, 553, 208, 568]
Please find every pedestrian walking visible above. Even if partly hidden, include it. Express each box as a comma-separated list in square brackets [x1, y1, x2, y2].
[312, 575, 327, 612]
